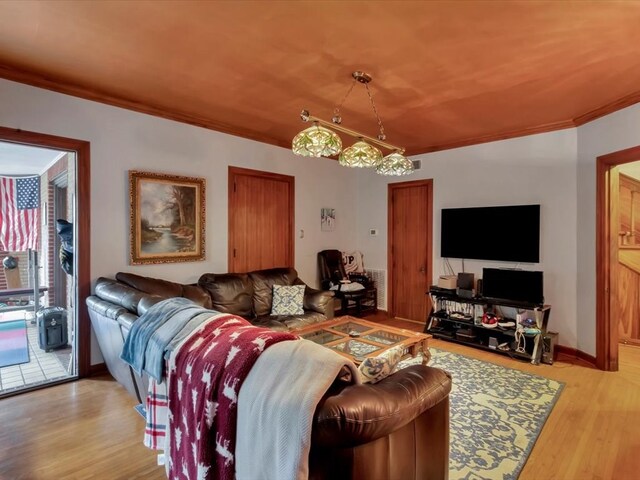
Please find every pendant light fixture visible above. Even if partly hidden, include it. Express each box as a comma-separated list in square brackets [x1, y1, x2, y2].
[292, 71, 413, 176]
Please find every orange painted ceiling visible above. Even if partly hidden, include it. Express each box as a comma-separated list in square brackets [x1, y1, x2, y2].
[0, 1, 640, 154]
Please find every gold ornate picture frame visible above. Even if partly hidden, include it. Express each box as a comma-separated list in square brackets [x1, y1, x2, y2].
[129, 170, 205, 265]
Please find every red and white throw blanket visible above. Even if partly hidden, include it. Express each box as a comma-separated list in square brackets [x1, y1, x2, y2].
[164, 313, 296, 480]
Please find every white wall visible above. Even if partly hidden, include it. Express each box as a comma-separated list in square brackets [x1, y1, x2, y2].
[576, 103, 640, 355]
[0, 79, 359, 363]
[356, 129, 579, 348]
[3, 75, 639, 362]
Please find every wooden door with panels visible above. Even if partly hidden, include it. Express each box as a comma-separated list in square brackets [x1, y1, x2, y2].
[597, 145, 640, 371]
[617, 173, 640, 346]
[228, 167, 294, 273]
[388, 179, 433, 322]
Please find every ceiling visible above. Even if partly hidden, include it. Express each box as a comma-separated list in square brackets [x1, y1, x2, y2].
[0, 1, 640, 155]
[0, 142, 65, 175]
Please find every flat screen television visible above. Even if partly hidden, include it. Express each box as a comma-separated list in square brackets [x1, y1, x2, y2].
[482, 268, 544, 305]
[441, 204, 540, 262]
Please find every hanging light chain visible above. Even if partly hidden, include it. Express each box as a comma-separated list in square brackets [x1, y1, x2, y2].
[364, 83, 386, 141]
[333, 78, 356, 124]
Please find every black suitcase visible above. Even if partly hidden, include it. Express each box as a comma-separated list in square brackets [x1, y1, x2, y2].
[37, 307, 68, 351]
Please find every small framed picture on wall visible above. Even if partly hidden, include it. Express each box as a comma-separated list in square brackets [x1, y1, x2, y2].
[321, 207, 336, 232]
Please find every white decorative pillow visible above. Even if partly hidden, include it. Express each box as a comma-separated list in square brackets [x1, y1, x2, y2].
[329, 281, 365, 292]
[358, 346, 404, 384]
[270, 284, 305, 316]
[342, 251, 365, 274]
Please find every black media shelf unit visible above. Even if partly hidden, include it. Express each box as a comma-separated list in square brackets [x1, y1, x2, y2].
[425, 287, 551, 364]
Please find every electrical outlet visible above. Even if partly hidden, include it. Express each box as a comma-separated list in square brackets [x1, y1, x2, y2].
[369, 228, 378, 236]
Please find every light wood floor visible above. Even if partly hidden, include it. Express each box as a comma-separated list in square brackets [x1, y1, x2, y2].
[2, 314, 640, 479]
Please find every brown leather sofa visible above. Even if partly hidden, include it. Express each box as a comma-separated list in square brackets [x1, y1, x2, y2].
[86, 267, 452, 480]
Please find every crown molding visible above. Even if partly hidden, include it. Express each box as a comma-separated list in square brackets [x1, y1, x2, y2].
[0, 65, 290, 150]
[2, 65, 640, 157]
[407, 120, 576, 156]
[573, 90, 640, 126]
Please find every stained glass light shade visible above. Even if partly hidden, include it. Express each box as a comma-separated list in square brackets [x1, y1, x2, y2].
[376, 152, 414, 176]
[338, 140, 383, 168]
[292, 125, 342, 157]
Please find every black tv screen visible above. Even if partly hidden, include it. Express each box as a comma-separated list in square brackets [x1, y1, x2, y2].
[441, 205, 540, 262]
[482, 268, 544, 305]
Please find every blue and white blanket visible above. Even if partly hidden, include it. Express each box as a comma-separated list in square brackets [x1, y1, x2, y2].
[120, 297, 214, 381]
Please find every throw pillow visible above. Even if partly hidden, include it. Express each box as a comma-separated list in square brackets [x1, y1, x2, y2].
[270, 284, 305, 316]
[358, 345, 404, 384]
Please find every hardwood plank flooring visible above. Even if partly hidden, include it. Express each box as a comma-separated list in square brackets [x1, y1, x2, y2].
[0, 376, 164, 480]
[2, 313, 640, 479]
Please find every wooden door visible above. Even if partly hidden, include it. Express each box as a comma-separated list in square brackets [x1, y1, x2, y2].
[596, 146, 640, 371]
[388, 179, 433, 322]
[618, 173, 640, 345]
[228, 167, 294, 272]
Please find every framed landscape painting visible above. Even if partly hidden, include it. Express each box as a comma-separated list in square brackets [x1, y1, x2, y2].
[129, 170, 205, 265]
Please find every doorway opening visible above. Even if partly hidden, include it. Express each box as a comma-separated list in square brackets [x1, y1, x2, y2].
[0, 143, 77, 395]
[596, 145, 640, 371]
[0, 127, 90, 397]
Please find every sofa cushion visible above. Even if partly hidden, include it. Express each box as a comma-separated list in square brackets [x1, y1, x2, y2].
[117, 272, 182, 297]
[249, 268, 300, 317]
[251, 316, 290, 332]
[116, 272, 211, 308]
[198, 273, 254, 318]
[280, 311, 326, 330]
[95, 277, 147, 314]
[271, 285, 305, 316]
[255, 311, 325, 331]
[183, 284, 213, 309]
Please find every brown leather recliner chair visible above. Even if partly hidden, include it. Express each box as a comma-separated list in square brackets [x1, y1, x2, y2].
[86, 268, 452, 480]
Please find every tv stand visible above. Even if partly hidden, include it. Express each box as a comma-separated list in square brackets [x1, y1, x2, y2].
[425, 287, 551, 364]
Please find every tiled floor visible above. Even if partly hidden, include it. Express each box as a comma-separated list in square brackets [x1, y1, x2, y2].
[0, 318, 73, 394]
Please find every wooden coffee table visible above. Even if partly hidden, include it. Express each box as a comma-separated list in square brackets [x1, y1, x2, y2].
[297, 316, 431, 365]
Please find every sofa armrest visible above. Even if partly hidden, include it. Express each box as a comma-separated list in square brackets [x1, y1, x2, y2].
[86, 295, 129, 321]
[303, 286, 335, 318]
[313, 365, 451, 447]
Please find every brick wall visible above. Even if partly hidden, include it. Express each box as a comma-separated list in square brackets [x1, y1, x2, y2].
[45, 154, 70, 307]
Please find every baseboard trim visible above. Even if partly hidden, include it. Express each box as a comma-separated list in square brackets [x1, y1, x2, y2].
[89, 362, 109, 376]
[556, 344, 597, 367]
[394, 317, 427, 326]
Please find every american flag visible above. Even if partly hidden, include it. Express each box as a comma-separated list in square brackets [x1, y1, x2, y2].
[0, 176, 40, 252]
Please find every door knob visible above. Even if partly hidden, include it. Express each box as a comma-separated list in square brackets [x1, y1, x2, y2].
[419, 266, 425, 274]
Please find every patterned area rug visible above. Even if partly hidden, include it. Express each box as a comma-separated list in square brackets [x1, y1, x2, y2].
[399, 348, 564, 480]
